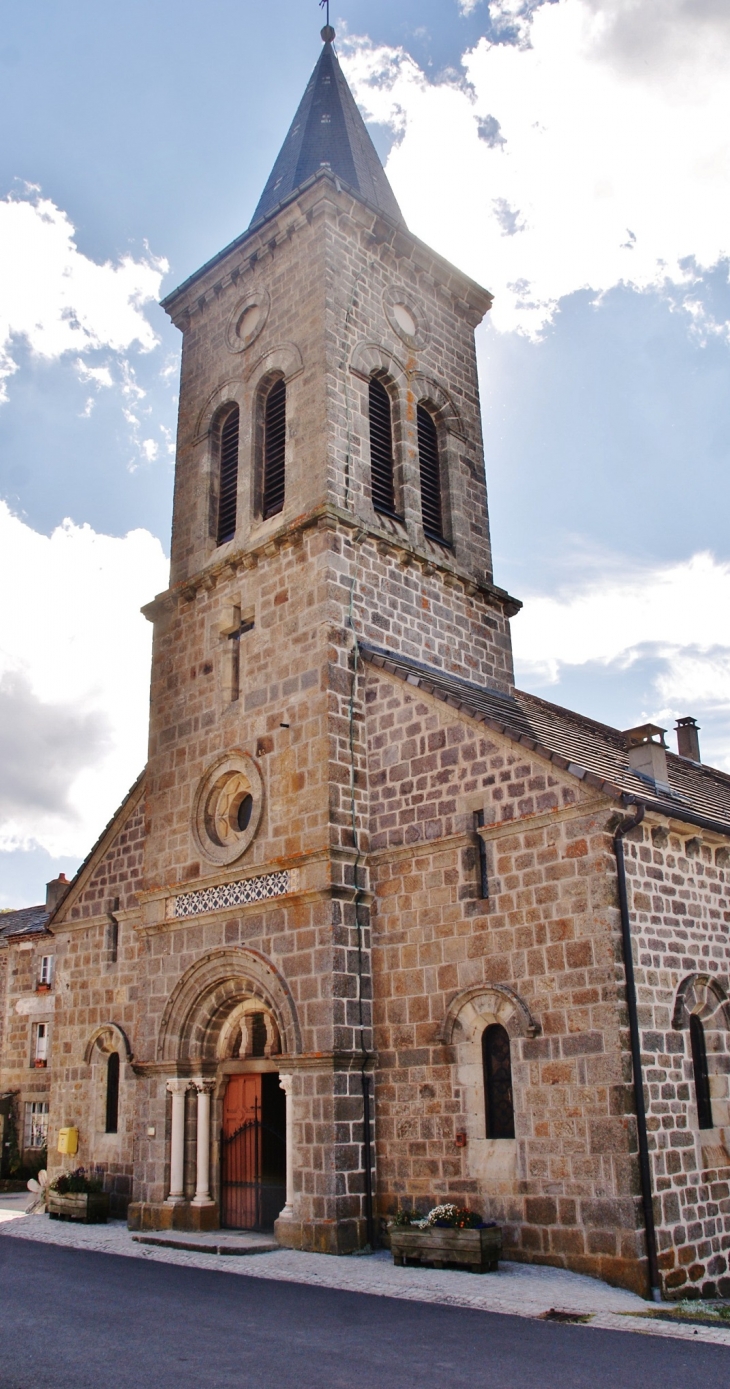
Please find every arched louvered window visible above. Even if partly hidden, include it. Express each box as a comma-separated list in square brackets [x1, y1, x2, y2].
[690, 1014, 713, 1130]
[216, 406, 240, 545]
[369, 377, 398, 517]
[417, 405, 444, 541]
[482, 1023, 515, 1139]
[105, 1051, 120, 1134]
[262, 378, 286, 519]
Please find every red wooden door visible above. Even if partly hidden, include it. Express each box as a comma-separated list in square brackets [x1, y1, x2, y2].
[221, 1075, 262, 1229]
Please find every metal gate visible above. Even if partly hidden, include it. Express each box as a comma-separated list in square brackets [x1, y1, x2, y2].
[220, 1100, 285, 1231]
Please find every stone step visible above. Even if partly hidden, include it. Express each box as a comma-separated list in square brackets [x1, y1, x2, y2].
[131, 1231, 280, 1256]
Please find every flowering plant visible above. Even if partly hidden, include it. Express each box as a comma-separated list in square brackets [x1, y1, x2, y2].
[50, 1167, 103, 1195]
[392, 1203, 491, 1230]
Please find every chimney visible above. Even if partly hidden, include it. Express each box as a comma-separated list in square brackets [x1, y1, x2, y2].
[623, 724, 669, 789]
[675, 716, 701, 763]
[45, 872, 70, 914]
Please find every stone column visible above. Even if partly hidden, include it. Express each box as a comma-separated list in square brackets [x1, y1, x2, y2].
[191, 1079, 216, 1207]
[279, 1073, 294, 1218]
[165, 1079, 189, 1203]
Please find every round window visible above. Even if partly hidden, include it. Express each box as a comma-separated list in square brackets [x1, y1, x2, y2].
[193, 752, 264, 865]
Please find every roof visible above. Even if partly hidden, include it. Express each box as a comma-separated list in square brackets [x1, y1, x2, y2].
[0, 904, 50, 942]
[360, 641, 730, 834]
[249, 32, 405, 232]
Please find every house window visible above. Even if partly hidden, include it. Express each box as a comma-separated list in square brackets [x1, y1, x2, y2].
[417, 405, 445, 542]
[369, 377, 398, 518]
[690, 1014, 713, 1130]
[39, 955, 54, 987]
[482, 1023, 515, 1139]
[216, 405, 240, 545]
[33, 1023, 49, 1067]
[105, 1052, 120, 1135]
[24, 1102, 49, 1150]
[262, 378, 286, 519]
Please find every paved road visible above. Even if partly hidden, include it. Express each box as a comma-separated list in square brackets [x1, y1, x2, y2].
[0, 1236, 728, 1389]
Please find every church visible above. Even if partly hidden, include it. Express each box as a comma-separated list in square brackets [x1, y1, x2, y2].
[2, 24, 730, 1301]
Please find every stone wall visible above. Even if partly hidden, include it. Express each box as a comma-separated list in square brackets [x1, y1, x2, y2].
[0, 935, 53, 1162]
[624, 823, 730, 1297]
[364, 666, 652, 1293]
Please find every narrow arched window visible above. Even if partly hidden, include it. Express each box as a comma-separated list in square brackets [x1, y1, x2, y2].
[263, 378, 286, 518]
[105, 1051, 120, 1134]
[482, 1023, 515, 1139]
[216, 405, 240, 545]
[690, 1014, 713, 1130]
[417, 405, 444, 541]
[369, 377, 397, 517]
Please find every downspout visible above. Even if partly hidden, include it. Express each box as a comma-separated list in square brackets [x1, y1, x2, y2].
[613, 803, 662, 1302]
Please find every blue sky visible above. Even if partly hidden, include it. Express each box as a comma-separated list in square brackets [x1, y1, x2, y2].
[1, 0, 729, 906]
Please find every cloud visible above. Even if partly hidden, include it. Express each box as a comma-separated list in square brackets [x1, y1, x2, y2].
[0, 501, 168, 856]
[0, 188, 167, 399]
[341, 0, 730, 334]
[0, 671, 109, 822]
[511, 551, 730, 766]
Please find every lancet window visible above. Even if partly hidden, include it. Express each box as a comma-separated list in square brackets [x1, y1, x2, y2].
[216, 405, 240, 545]
[262, 378, 286, 519]
[369, 376, 398, 517]
[482, 1023, 515, 1139]
[417, 404, 444, 541]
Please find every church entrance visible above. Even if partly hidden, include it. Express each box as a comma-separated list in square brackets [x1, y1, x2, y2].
[220, 1073, 286, 1230]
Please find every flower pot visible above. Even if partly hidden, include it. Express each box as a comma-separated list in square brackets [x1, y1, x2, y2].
[33, 1059, 47, 1068]
[48, 1191, 110, 1224]
[35, 984, 51, 994]
[389, 1223, 502, 1273]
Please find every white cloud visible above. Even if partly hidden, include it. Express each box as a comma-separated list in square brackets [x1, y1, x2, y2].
[0, 189, 167, 399]
[0, 501, 168, 856]
[342, 0, 730, 334]
[512, 551, 730, 765]
[74, 359, 114, 390]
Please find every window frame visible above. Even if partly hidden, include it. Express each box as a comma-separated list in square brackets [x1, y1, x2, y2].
[368, 374, 403, 522]
[38, 955, 54, 987]
[257, 375, 286, 521]
[24, 1101, 49, 1150]
[105, 1051, 120, 1135]
[690, 1013, 714, 1131]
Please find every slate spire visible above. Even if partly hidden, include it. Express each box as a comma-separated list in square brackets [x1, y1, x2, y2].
[250, 27, 405, 230]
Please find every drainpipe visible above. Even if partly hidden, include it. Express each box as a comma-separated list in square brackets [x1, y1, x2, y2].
[613, 804, 662, 1302]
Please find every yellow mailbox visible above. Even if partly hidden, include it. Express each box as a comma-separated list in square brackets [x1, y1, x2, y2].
[57, 1127, 78, 1156]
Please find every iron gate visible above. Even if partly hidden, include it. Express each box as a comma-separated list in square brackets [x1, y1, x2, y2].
[220, 1104, 286, 1230]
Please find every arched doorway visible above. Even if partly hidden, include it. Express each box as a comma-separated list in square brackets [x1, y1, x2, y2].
[221, 1072, 286, 1229]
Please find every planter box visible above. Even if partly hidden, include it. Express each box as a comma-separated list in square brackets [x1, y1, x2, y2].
[389, 1224, 502, 1273]
[48, 1192, 110, 1224]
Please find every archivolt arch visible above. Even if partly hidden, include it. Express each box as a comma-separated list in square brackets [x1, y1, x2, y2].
[157, 947, 301, 1064]
[244, 341, 304, 386]
[349, 340, 407, 387]
[439, 983, 539, 1046]
[84, 1023, 134, 1065]
[410, 372, 465, 439]
[672, 974, 730, 1030]
[194, 379, 245, 445]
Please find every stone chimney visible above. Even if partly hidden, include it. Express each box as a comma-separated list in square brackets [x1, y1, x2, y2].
[623, 724, 670, 789]
[45, 872, 70, 914]
[675, 716, 701, 763]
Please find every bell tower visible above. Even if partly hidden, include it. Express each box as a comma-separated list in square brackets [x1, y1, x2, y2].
[137, 26, 519, 1251]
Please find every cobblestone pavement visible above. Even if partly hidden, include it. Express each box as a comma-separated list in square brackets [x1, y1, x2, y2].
[2, 1203, 730, 1350]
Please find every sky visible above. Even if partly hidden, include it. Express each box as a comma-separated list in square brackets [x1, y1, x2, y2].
[1, 0, 729, 907]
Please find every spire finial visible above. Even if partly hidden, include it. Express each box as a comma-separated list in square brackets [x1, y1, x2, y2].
[319, 0, 335, 43]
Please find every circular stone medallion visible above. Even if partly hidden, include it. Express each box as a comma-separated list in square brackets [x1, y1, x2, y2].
[193, 751, 264, 865]
[383, 286, 430, 350]
[226, 288, 270, 354]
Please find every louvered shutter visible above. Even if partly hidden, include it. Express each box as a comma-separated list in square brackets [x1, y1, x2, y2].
[263, 378, 286, 518]
[417, 405, 444, 541]
[369, 377, 398, 517]
[216, 406, 240, 545]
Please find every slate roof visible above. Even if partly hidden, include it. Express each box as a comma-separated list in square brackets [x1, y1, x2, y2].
[249, 33, 405, 232]
[360, 641, 730, 834]
[0, 905, 50, 941]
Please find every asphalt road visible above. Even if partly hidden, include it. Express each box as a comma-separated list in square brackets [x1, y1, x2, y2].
[0, 1237, 728, 1389]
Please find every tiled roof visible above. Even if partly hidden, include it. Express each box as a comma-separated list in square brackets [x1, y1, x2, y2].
[0, 904, 50, 941]
[360, 641, 730, 833]
[250, 34, 405, 231]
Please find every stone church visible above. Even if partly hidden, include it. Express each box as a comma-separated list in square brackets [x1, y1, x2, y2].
[2, 25, 730, 1300]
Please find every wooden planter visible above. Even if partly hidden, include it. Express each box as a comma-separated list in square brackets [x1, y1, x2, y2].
[48, 1191, 110, 1224]
[389, 1224, 502, 1274]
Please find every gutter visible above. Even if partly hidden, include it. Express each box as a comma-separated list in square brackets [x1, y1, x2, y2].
[613, 803, 662, 1302]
